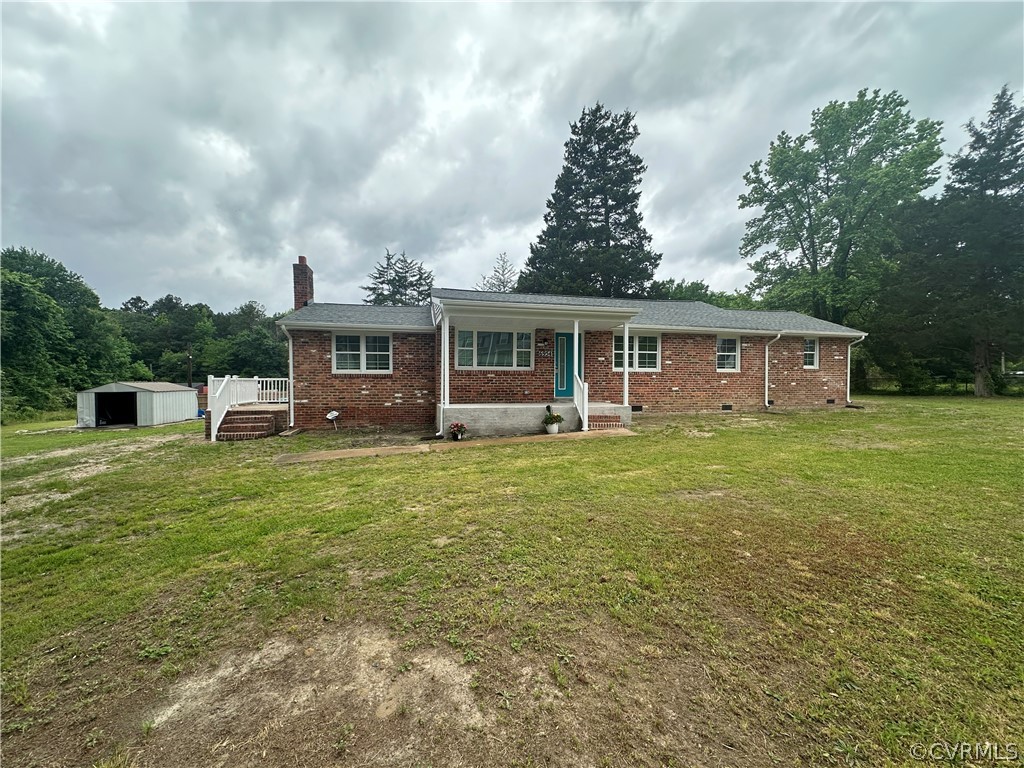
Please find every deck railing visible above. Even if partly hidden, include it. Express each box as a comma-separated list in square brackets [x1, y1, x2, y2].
[207, 376, 289, 441]
[573, 374, 589, 432]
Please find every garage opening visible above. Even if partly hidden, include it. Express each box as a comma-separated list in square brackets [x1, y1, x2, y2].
[95, 392, 138, 426]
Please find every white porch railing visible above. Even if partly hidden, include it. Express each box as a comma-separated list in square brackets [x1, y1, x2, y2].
[573, 374, 589, 432]
[207, 376, 289, 441]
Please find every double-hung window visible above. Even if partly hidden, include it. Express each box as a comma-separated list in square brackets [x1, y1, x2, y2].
[333, 334, 392, 373]
[613, 334, 660, 371]
[456, 330, 533, 369]
[803, 338, 819, 369]
[716, 337, 739, 371]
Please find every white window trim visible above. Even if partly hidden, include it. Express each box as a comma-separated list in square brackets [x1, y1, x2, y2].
[716, 336, 740, 373]
[454, 328, 535, 371]
[612, 333, 661, 372]
[332, 332, 393, 374]
[803, 337, 819, 369]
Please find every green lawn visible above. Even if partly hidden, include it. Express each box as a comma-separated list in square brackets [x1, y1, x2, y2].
[1, 398, 1021, 767]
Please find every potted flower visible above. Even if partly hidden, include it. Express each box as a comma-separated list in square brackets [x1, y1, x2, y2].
[449, 421, 467, 441]
[542, 406, 564, 434]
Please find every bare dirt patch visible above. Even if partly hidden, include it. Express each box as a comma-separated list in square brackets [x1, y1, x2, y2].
[3, 434, 190, 495]
[4, 433, 188, 468]
[141, 623, 493, 767]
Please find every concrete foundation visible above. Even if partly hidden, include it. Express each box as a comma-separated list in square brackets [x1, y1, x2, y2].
[440, 403, 581, 437]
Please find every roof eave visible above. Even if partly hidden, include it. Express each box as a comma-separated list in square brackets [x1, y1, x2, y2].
[628, 324, 868, 337]
[276, 320, 435, 333]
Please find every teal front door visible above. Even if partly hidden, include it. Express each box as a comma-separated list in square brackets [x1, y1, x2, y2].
[554, 332, 574, 398]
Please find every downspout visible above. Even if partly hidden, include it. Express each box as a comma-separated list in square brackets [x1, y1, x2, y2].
[764, 333, 782, 408]
[847, 334, 867, 403]
[437, 311, 449, 437]
[282, 326, 295, 427]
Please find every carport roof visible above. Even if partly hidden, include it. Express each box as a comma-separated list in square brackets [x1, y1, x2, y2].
[79, 382, 195, 394]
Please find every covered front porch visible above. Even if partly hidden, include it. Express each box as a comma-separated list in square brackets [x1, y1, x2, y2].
[432, 290, 640, 437]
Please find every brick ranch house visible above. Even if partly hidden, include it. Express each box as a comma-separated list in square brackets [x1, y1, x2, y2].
[277, 257, 867, 435]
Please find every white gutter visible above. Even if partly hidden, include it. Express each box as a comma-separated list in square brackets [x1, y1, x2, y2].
[764, 333, 782, 407]
[626, 325, 867, 338]
[847, 334, 868, 403]
[282, 327, 295, 427]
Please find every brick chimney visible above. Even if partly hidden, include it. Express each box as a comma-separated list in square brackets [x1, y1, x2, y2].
[293, 255, 314, 310]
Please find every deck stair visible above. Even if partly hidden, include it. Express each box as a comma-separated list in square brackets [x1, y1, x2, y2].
[216, 412, 277, 441]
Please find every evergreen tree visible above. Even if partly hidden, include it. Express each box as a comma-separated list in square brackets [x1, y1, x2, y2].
[872, 88, 1024, 397]
[518, 103, 661, 297]
[474, 252, 519, 292]
[650, 278, 757, 309]
[361, 249, 433, 306]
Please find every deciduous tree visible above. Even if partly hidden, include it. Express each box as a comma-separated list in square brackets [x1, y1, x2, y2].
[739, 89, 943, 326]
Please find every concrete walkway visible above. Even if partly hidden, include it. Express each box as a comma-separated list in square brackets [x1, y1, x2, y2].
[275, 427, 636, 465]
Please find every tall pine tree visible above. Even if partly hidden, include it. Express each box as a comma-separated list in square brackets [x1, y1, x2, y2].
[475, 252, 519, 292]
[874, 87, 1024, 396]
[518, 103, 661, 297]
[361, 249, 434, 306]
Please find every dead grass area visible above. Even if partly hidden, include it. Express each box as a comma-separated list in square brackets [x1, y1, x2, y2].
[7, 609, 816, 768]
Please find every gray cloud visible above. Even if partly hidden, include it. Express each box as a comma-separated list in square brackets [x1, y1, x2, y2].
[2, 2, 1021, 311]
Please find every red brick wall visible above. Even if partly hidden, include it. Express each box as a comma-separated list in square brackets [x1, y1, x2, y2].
[446, 328, 558, 403]
[767, 336, 849, 407]
[583, 331, 850, 412]
[291, 330, 436, 429]
[289, 327, 850, 426]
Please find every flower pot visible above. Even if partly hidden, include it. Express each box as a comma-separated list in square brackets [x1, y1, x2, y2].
[451, 432, 463, 441]
[545, 423, 559, 434]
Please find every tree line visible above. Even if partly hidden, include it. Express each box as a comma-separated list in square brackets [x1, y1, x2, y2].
[1, 247, 287, 421]
[363, 89, 1023, 395]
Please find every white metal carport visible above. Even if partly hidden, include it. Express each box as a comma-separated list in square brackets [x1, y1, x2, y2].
[76, 382, 198, 428]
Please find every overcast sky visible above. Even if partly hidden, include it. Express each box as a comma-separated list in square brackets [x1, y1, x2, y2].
[3, 2, 1021, 313]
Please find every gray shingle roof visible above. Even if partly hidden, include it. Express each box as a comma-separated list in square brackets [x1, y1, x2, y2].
[431, 288, 865, 336]
[278, 303, 435, 329]
[276, 292, 863, 336]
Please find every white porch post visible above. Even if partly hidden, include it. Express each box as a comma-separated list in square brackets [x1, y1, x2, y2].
[572, 319, 580, 382]
[622, 321, 630, 406]
[441, 312, 450, 408]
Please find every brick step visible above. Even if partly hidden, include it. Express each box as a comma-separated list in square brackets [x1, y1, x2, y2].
[588, 415, 622, 430]
[217, 430, 274, 441]
[219, 421, 276, 434]
[222, 414, 277, 424]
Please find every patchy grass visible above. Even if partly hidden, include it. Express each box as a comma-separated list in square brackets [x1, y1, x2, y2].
[1, 397, 1021, 767]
